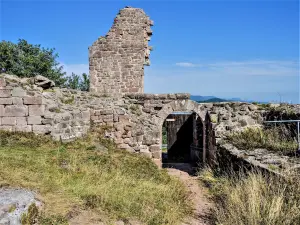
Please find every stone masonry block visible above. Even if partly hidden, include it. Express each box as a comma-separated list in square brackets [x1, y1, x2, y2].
[149, 145, 160, 152]
[4, 105, 28, 117]
[16, 117, 27, 125]
[0, 98, 12, 105]
[100, 109, 113, 115]
[119, 115, 130, 123]
[0, 89, 11, 98]
[2, 117, 17, 125]
[81, 110, 90, 120]
[152, 151, 161, 159]
[11, 87, 26, 97]
[0, 78, 6, 87]
[23, 96, 43, 105]
[41, 118, 52, 125]
[29, 105, 45, 116]
[27, 116, 42, 125]
[15, 125, 32, 132]
[32, 125, 50, 134]
[0, 125, 14, 131]
[12, 97, 23, 105]
[0, 105, 4, 116]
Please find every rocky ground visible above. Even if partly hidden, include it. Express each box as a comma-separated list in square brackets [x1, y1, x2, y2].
[0, 188, 42, 225]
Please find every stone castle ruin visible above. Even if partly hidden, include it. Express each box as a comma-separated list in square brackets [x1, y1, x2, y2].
[1, 7, 300, 169]
[89, 7, 153, 94]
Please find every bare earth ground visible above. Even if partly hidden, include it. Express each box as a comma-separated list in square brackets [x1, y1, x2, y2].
[165, 163, 213, 225]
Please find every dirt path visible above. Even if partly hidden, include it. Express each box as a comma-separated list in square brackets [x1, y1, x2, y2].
[166, 163, 213, 225]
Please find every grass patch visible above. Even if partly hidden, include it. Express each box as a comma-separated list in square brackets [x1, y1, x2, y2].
[60, 95, 75, 104]
[198, 168, 300, 225]
[226, 127, 298, 154]
[0, 130, 191, 224]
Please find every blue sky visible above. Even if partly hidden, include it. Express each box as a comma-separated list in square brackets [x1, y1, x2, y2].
[1, 0, 299, 103]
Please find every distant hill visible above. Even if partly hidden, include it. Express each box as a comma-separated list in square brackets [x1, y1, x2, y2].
[190, 95, 220, 102]
[190, 95, 260, 103]
[199, 97, 229, 103]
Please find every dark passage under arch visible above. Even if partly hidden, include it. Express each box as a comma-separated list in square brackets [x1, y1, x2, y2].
[162, 112, 206, 165]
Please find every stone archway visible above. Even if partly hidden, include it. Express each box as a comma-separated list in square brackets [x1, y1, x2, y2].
[152, 99, 215, 167]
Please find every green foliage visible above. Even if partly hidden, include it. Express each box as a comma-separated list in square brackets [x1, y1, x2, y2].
[38, 214, 68, 225]
[8, 205, 16, 213]
[0, 130, 51, 148]
[162, 126, 167, 145]
[0, 39, 66, 86]
[65, 72, 89, 91]
[129, 104, 142, 116]
[60, 95, 75, 104]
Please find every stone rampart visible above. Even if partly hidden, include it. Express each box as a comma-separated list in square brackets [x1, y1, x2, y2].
[2, 74, 300, 166]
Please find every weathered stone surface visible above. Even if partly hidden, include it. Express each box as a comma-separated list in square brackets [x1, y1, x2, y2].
[16, 117, 27, 125]
[149, 145, 160, 152]
[34, 75, 55, 89]
[0, 98, 12, 105]
[4, 105, 28, 117]
[23, 96, 42, 105]
[152, 151, 161, 159]
[12, 97, 23, 105]
[41, 118, 52, 125]
[0, 188, 42, 225]
[0, 77, 6, 87]
[0, 105, 3, 116]
[0, 126, 14, 131]
[0, 89, 11, 98]
[29, 105, 45, 116]
[15, 125, 32, 132]
[1, 117, 16, 125]
[89, 7, 153, 94]
[32, 125, 50, 134]
[11, 87, 26, 97]
[27, 116, 42, 125]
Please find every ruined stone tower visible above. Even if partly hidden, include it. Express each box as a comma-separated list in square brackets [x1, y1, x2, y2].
[89, 6, 153, 94]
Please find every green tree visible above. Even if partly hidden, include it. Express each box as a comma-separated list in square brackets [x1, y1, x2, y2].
[65, 72, 90, 91]
[80, 73, 90, 91]
[0, 39, 66, 86]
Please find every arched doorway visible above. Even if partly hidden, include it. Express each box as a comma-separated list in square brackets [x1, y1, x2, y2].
[161, 111, 205, 166]
[157, 100, 216, 169]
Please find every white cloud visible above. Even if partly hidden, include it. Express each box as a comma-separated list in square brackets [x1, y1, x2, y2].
[61, 63, 89, 76]
[175, 59, 299, 76]
[145, 59, 300, 103]
[175, 62, 200, 67]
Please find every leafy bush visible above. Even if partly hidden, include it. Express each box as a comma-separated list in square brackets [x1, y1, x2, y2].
[0, 39, 66, 86]
[0, 39, 90, 91]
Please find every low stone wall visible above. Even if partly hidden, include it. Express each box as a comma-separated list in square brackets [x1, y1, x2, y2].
[2, 74, 300, 166]
[0, 75, 91, 142]
[217, 142, 300, 176]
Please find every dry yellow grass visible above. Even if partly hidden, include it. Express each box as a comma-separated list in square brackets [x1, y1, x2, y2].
[0, 130, 192, 225]
[227, 127, 298, 154]
[198, 168, 300, 225]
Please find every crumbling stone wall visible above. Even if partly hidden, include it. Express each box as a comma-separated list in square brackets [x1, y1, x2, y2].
[2, 74, 300, 167]
[0, 75, 91, 141]
[89, 6, 153, 94]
